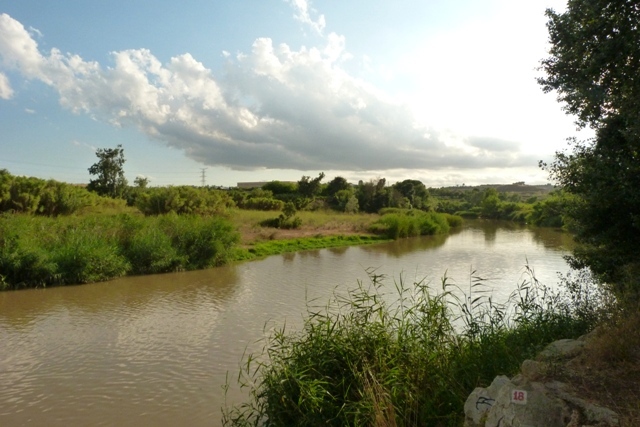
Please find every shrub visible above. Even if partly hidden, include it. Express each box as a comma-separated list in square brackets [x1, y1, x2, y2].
[136, 186, 232, 216]
[239, 197, 284, 211]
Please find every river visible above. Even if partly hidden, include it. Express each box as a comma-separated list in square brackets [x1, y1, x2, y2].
[0, 221, 574, 426]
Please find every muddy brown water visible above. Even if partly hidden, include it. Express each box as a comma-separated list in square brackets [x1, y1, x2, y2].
[0, 221, 574, 426]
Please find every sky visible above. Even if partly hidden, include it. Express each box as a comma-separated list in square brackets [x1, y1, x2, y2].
[0, 0, 587, 188]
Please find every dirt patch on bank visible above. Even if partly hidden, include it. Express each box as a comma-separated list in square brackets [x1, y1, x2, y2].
[238, 223, 375, 246]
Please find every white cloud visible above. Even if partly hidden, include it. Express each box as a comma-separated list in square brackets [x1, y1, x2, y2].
[0, 12, 535, 174]
[0, 71, 12, 99]
[286, 0, 326, 34]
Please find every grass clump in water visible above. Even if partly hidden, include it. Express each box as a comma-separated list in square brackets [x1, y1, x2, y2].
[234, 235, 387, 261]
[370, 210, 462, 239]
[223, 267, 597, 426]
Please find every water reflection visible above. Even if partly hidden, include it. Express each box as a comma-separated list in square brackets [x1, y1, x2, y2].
[361, 232, 451, 257]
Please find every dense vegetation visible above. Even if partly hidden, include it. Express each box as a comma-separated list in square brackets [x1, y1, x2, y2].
[539, 0, 640, 297]
[0, 213, 238, 290]
[223, 270, 600, 426]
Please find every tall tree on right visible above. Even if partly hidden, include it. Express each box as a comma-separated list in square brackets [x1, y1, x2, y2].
[539, 1, 640, 295]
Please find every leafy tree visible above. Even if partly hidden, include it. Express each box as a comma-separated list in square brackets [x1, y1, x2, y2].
[392, 179, 429, 209]
[262, 181, 297, 195]
[480, 188, 501, 219]
[297, 172, 325, 198]
[134, 176, 149, 189]
[88, 145, 128, 198]
[539, 1, 640, 294]
[324, 176, 350, 198]
[356, 178, 390, 213]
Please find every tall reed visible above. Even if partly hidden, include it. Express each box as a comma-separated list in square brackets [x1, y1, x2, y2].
[223, 267, 598, 426]
[0, 213, 239, 289]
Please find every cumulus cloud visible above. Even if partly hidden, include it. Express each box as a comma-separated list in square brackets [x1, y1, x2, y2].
[0, 13, 530, 172]
[0, 71, 12, 99]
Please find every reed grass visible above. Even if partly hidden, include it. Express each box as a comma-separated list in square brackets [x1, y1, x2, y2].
[223, 267, 598, 426]
[370, 210, 462, 239]
[0, 213, 239, 289]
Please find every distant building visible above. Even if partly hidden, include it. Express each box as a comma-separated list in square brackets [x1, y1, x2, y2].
[236, 181, 296, 189]
[236, 182, 268, 189]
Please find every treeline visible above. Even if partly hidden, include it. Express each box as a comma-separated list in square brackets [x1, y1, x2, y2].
[0, 169, 568, 227]
[430, 186, 568, 227]
[230, 175, 431, 214]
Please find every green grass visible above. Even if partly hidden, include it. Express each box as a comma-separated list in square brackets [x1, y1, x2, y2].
[0, 213, 239, 289]
[233, 235, 389, 261]
[223, 267, 597, 426]
[369, 210, 462, 239]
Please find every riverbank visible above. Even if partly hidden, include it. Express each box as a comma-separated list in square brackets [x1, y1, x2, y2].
[0, 209, 459, 290]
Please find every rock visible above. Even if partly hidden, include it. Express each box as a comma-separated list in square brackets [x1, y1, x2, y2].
[484, 378, 573, 427]
[520, 359, 547, 381]
[463, 375, 510, 427]
[461, 335, 620, 427]
[553, 389, 619, 426]
[537, 339, 586, 360]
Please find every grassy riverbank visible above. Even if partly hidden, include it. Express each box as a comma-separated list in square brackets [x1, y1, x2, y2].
[0, 209, 460, 290]
[0, 213, 239, 290]
[222, 269, 601, 426]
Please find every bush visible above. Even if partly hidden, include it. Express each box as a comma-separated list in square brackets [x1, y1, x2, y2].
[370, 211, 458, 239]
[136, 186, 232, 216]
[239, 197, 284, 211]
[260, 202, 303, 230]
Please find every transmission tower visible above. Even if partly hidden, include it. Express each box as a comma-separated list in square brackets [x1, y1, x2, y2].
[200, 168, 207, 187]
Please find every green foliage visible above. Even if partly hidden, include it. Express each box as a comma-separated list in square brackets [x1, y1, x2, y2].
[392, 179, 430, 209]
[159, 214, 239, 269]
[297, 172, 325, 198]
[135, 186, 232, 215]
[261, 181, 298, 195]
[238, 235, 385, 260]
[87, 145, 128, 198]
[0, 213, 239, 289]
[0, 170, 102, 216]
[527, 191, 567, 227]
[539, 1, 640, 294]
[239, 197, 284, 211]
[356, 178, 389, 213]
[133, 176, 149, 189]
[324, 176, 350, 198]
[260, 202, 303, 229]
[223, 269, 597, 426]
[370, 210, 458, 239]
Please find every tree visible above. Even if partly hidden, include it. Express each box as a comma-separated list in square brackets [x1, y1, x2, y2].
[297, 172, 325, 198]
[392, 179, 429, 209]
[325, 176, 350, 198]
[539, 1, 640, 294]
[87, 145, 128, 198]
[134, 176, 149, 189]
[539, 1, 640, 130]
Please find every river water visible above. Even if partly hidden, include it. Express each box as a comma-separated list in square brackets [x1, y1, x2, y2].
[0, 221, 574, 426]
